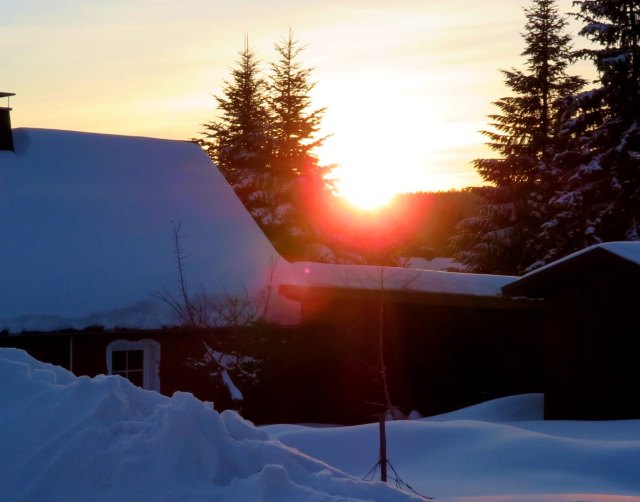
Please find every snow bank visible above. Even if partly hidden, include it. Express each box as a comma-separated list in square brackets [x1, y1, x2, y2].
[425, 393, 545, 422]
[0, 128, 298, 332]
[270, 395, 640, 500]
[3, 349, 640, 501]
[0, 348, 418, 501]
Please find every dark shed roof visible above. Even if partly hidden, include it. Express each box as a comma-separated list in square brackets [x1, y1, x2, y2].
[502, 242, 640, 297]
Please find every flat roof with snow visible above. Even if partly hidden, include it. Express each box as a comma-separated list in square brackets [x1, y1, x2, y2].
[279, 261, 535, 309]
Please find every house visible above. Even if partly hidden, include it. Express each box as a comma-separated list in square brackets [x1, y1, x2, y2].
[0, 120, 299, 412]
[503, 242, 640, 420]
[2, 118, 543, 423]
[3, 99, 638, 422]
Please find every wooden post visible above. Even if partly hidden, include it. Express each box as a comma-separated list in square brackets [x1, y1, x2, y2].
[379, 412, 387, 482]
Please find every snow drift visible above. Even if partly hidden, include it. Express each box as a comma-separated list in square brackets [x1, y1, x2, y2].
[270, 395, 640, 500]
[2, 348, 640, 501]
[0, 348, 418, 501]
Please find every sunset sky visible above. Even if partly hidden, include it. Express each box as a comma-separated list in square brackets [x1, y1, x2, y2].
[3, 0, 593, 206]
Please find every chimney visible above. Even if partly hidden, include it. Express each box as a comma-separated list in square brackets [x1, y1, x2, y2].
[0, 92, 15, 152]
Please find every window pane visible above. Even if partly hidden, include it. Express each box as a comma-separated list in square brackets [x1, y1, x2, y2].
[127, 350, 144, 370]
[128, 370, 144, 387]
[112, 350, 127, 372]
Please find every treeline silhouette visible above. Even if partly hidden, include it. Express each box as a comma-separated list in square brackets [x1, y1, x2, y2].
[316, 189, 481, 263]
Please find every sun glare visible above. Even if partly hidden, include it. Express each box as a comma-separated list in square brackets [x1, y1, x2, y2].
[315, 82, 444, 211]
[321, 133, 424, 211]
[336, 173, 396, 211]
[319, 127, 410, 211]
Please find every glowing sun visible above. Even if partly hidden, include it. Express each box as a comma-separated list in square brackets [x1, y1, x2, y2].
[317, 95, 432, 211]
[321, 134, 406, 211]
[336, 172, 396, 211]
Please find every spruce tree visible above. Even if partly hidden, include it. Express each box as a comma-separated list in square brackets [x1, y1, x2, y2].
[452, 0, 584, 274]
[199, 33, 339, 262]
[198, 38, 274, 224]
[536, 0, 640, 266]
[265, 30, 334, 261]
[269, 29, 327, 175]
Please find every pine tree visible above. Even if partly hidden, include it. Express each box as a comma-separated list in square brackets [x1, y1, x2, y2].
[535, 0, 640, 266]
[452, 0, 585, 274]
[198, 33, 338, 262]
[265, 30, 334, 261]
[198, 38, 274, 228]
[269, 29, 327, 175]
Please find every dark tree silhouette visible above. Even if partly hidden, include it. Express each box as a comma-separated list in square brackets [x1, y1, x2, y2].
[198, 33, 340, 262]
[197, 38, 274, 225]
[264, 29, 334, 261]
[452, 0, 584, 274]
[534, 0, 640, 266]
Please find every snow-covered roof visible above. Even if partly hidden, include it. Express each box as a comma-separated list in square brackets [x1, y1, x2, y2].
[600, 241, 640, 264]
[404, 256, 465, 272]
[0, 128, 297, 333]
[282, 261, 516, 299]
[283, 242, 640, 304]
[503, 241, 640, 297]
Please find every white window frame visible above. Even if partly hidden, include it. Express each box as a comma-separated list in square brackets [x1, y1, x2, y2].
[106, 339, 161, 392]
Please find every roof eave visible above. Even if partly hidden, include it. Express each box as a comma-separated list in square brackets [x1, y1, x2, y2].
[279, 284, 540, 310]
[502, 246, 639, 297]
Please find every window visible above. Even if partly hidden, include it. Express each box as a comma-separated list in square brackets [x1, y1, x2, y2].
[111, 349, 144, 387]
[106, 339, 160, 392]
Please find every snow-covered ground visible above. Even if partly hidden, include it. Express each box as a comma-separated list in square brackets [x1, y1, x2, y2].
[2, 348, 640, 502]
[267, 395, 640, 501]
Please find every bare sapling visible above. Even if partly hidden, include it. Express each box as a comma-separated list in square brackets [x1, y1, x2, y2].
[155, 221, 278, 406]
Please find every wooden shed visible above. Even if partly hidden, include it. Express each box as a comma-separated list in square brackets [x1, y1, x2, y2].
[280, 262, 544, 421]
[503, 242, 640, 420]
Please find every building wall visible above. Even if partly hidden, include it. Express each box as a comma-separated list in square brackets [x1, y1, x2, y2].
[1, 303, 544, 425]
[293, 294, 544, 421]
[394, 303, 543, 417]
[0, 330, 226, 406]
[0, 333, 71, 369]
[1, 326, 368, 425]
[543, 267, 640, 419]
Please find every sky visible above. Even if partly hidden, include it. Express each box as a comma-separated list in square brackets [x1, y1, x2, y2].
[2, 0, 594, 202]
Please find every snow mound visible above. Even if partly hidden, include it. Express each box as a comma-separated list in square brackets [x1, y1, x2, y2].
[0, 348, 418, 501]
[270, 395, 640, 499]
[425, 394, 545, 422]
